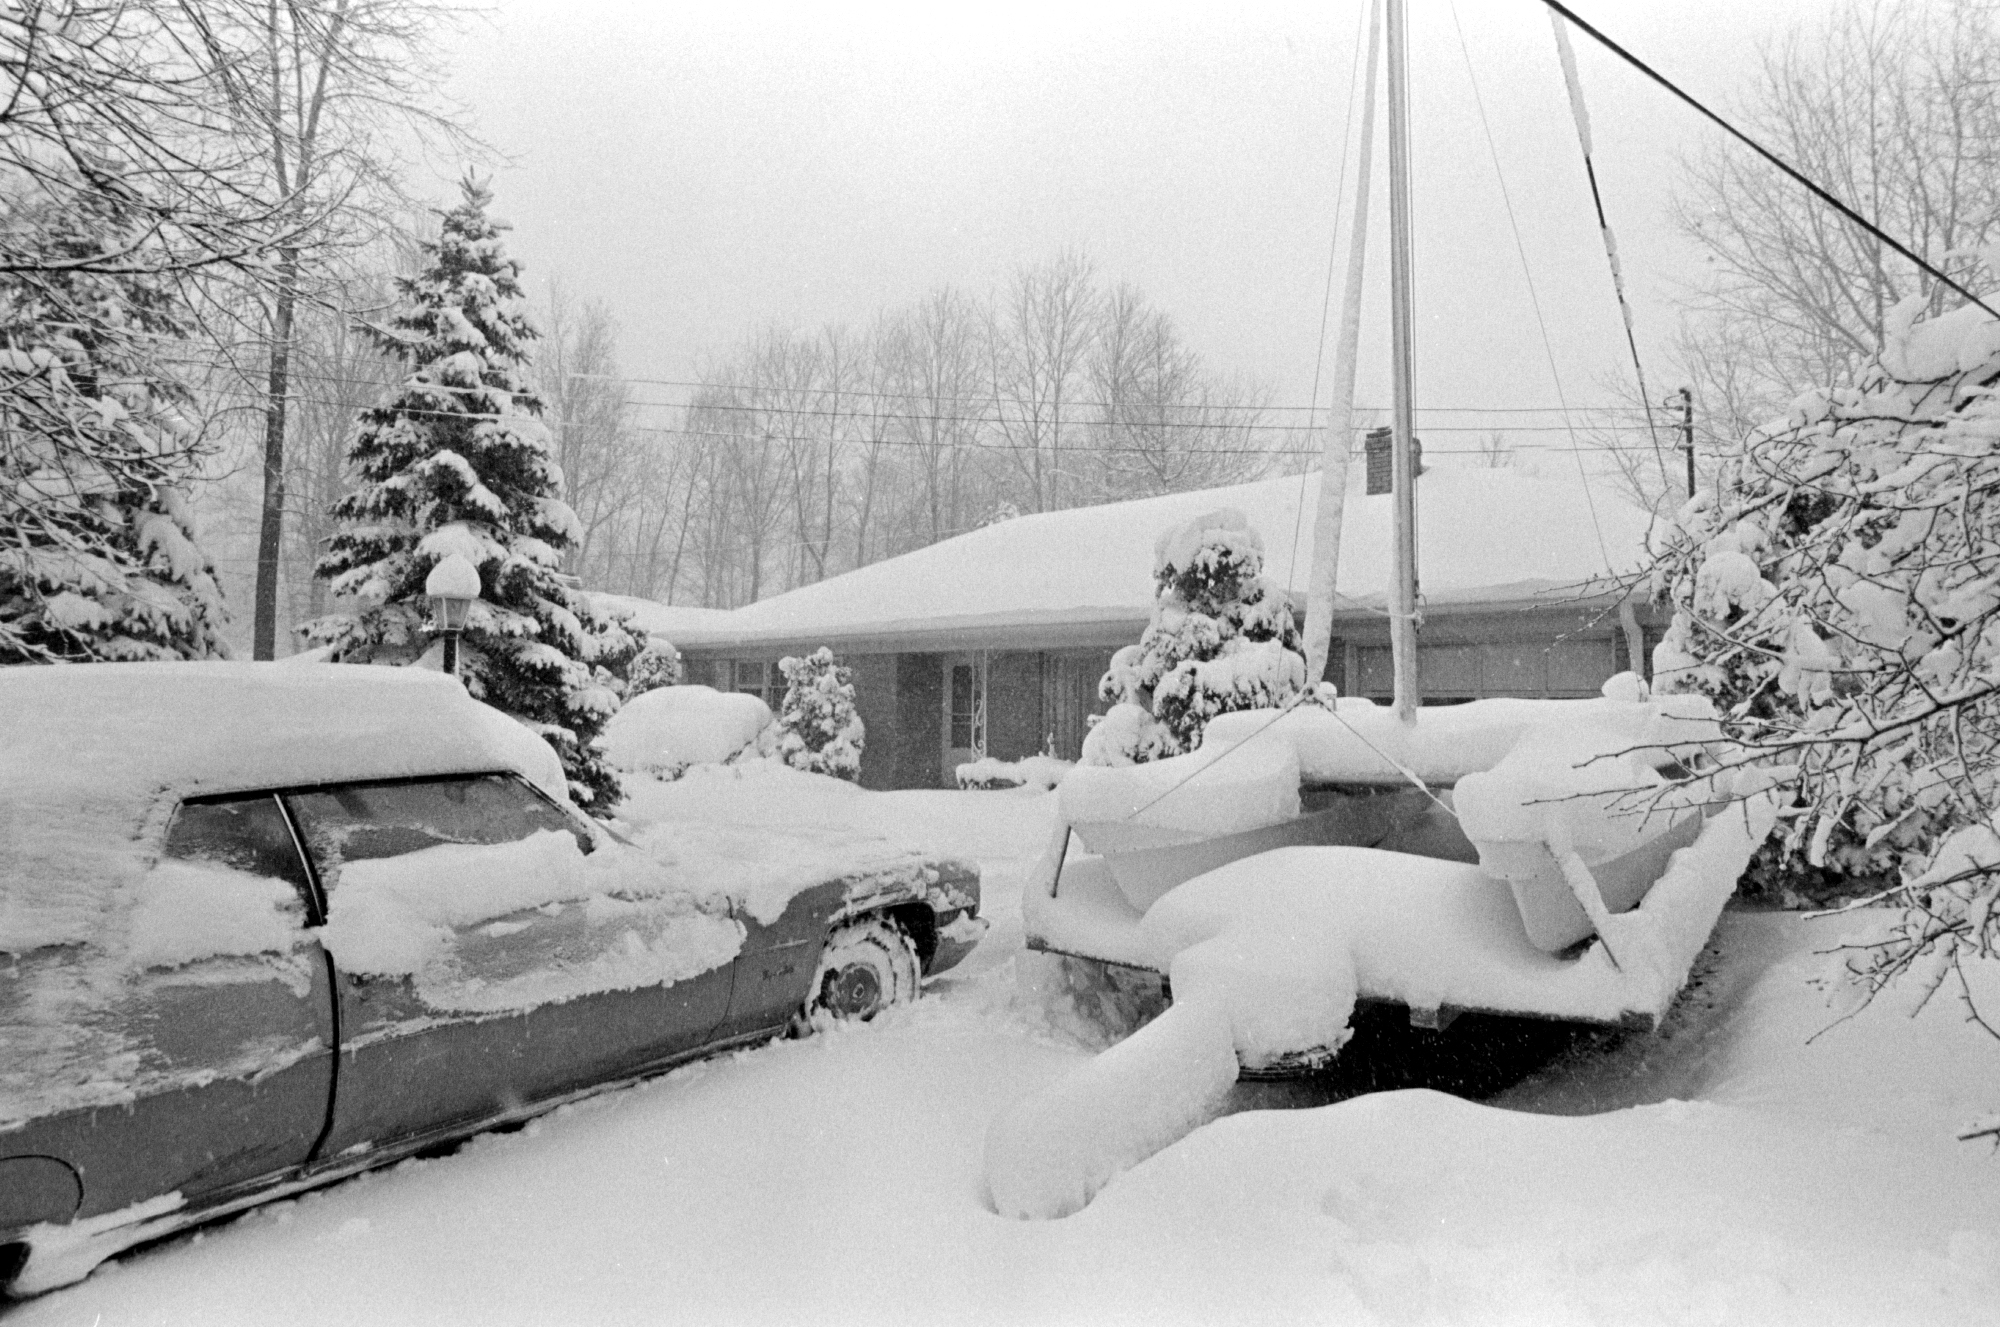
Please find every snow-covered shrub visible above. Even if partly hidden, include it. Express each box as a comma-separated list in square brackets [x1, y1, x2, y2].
[1086, 508, 1306, 764]
[775, 647, 865, 781]
[0, 194, 228, 663]
[599, 685, 773, 779]
[305, 178, 637, 809]
[956, 754, 1075, 791]
[626, 640, 684, 696]
[1650, 293, 2000, 1036]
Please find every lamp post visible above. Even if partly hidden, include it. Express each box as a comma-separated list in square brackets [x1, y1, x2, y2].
[424, 553, 480, 679]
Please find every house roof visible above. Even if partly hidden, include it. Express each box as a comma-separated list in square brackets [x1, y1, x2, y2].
[655, 464, 1658, 655]
[590, 593, 741, 644]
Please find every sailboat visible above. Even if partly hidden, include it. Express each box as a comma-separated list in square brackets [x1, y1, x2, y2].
[1019, 0, 1783, 1073]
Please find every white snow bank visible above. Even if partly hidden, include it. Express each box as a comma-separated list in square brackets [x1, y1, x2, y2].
[1454, 714, 1709, 863]
[996, 784, 1781, 1221]
[1201, 675, 1720, 787]
[1, 662, 567, 956]
[1034, 779, 1782, 1031]
[955, 754, 1074, 791]
[1059, 737, 1300, 848]
[12, 845, 1999, 1327]
[126, 862, 304, 970]
[599, 685, 773, 774]
[1140, 873, 1361, 1068]
[986, 999, 1238, 1220]
[616, 765, 956, 926]
[317, 830, 740, 1012]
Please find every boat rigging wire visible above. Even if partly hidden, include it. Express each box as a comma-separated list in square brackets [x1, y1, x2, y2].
[1145, 0, 1374, 825]
[1447, 0, 1613, 576]
[1284, 0, 1372, 616]
[1547, 12, 1671, 498]
[1537, 0, 2000, 324]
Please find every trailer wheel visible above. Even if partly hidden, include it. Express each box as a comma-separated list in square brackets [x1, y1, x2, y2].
[805, 916, 920, 1023]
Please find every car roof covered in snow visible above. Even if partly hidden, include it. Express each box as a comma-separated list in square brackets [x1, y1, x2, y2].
[657, 464, 1658, 653]
[0, 661, 567, 952]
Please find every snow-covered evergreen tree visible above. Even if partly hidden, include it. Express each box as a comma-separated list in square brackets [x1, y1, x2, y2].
[0, 194, 228, 663]
[626, 639, 683, 696]
[775, 646, 864, 781]
[1085, 508, 1306, 765]
[306, 177, 636, 808]
[1651, 291, 2000, 1065]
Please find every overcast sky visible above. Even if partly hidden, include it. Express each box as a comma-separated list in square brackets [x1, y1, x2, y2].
[433, 0, 1828, 467]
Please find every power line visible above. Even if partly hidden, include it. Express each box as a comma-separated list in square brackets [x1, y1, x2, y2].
[185, 383, 1699, 454]
[156, 349, 1664, 417]
[1539, 0, 2000, 323]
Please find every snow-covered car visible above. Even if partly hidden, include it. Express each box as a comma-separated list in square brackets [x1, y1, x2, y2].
[0, 663, 984, 1298]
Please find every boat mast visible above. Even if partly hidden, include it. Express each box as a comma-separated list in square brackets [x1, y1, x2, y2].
[1303, 0, 1382, 691]
[1385, 0, 1421, 724]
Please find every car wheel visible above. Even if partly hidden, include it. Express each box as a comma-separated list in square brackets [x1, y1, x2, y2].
[805, 915, 920, 1023]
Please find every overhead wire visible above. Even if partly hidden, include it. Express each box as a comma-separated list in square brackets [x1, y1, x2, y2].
[1448, 0, 1613, 574]
[1546, 11, 1672, 497]
[1537, 0, 2000, 323]
[1286, 0, 1373, 596]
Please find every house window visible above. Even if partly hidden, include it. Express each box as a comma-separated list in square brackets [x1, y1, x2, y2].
[950, 663, 979, 750]
[731, 660, 778, 706]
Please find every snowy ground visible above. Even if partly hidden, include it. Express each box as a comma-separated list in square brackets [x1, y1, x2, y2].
[15, 772, 1998, 1326]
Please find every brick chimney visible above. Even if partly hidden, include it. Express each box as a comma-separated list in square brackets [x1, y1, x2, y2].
[1363, 428, 1422, 495]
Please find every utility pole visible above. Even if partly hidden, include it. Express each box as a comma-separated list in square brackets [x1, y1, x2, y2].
[1675, 387, 1695, 499]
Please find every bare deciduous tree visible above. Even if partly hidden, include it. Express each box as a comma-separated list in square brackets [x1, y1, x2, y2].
[184, 0, 479, 659]
[988, 249, 1099, 513]
[540, 284, 636, 578]
[1670, 0, 2000, 450]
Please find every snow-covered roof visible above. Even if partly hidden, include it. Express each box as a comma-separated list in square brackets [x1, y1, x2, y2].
[589, 593, 740, 643]
[660, 465, 1656, 653]
[0, 661, 566, 952]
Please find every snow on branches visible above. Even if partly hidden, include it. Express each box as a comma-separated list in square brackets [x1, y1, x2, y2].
[1085, 508, 1306, 765]
[774, 647, 864, 781]
[306, 177, 637, 808]
[626, 640, 684, 696]
[0, 196, 228, 663]
[1651, 293, 2000, 1036]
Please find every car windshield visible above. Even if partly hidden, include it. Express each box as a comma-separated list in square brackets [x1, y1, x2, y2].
[288, 773, 590, 875]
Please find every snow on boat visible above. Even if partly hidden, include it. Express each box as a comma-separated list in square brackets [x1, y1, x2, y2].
[1023, 674, 1785, 1062]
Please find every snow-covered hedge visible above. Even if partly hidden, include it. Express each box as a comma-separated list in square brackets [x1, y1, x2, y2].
[955, 754, 1074, 791]
[774, 647, 864, 782]
[626, 640, 684, 696]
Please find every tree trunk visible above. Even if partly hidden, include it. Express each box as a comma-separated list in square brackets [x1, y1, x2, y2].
[252, 255, 298, 659]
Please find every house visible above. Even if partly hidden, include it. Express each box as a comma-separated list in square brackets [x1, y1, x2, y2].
[634, 465, 1663, 791]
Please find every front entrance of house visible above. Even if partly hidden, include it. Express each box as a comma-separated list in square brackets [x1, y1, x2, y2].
[942, 652, 986, 786]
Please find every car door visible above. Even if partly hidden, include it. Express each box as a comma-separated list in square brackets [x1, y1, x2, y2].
[0, 793, 336, 1225]
[287, 773, 739, 1161]
[715, 880, 846, 1040]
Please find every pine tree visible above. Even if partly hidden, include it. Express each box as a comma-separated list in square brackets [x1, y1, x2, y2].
[775, 647, 865, 781]
[0, 193, 228, 664]
[307, 177, 636, 807]
[1085, 508, 1305, 765]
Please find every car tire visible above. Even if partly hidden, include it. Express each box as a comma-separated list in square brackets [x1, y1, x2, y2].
[803, 915, 920, 1024]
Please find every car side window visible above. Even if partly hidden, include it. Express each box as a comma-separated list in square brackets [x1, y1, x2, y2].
[286, 774, 589, 880]
[164, 795, 314, 898]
